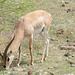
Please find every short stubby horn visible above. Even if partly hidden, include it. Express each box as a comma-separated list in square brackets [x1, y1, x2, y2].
[0, 51, 3, 58]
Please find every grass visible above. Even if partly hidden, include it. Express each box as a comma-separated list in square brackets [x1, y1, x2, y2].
[0, 0, 75, 75]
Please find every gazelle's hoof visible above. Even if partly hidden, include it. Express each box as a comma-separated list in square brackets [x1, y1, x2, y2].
[17, 64, 19, 67]
[31, 63, 34, 66]
[40, 60, 43, 63]
[44, 58, 46, 61]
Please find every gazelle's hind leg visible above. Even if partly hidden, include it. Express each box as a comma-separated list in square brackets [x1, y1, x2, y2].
[44, 37, 50, 60]
[17, 44, 22, 67]
[29, 34, 33, 65]
[40, 25, 47, 63]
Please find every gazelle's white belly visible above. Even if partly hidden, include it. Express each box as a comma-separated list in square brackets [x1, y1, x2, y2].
[33, 24, 45, 34]
[25, 24, 46, 39]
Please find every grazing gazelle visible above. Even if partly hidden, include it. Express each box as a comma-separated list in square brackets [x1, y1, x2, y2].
[0, 10, 52, 69]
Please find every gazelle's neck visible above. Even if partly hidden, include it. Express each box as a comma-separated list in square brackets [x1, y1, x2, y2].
[5, 32, 24, 55]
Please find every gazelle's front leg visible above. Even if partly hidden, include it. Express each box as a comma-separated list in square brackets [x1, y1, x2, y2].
[29, 35, 33, 65]
[17, 44, 22, 67]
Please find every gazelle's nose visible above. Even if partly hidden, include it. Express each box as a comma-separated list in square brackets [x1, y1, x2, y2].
[3, 65, 6, 68]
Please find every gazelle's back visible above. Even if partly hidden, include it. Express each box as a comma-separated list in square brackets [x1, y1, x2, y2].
[15, 10, 52, 37]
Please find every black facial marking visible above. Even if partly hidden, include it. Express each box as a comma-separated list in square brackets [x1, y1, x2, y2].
[7, 57, 10, 61]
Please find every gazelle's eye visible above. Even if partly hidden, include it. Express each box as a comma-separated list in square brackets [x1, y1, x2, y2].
[7, 57, 10, 61]
[10, 50, 12, 54]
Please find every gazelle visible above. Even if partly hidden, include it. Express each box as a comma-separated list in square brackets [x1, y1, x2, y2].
[0, 10, 52, 69]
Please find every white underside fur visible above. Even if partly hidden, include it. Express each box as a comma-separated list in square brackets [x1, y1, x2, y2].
[33, 24, 45, 34]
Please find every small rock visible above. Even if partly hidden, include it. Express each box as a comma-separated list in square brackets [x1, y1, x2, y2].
[23, 54, 26, 57]
[8, 71, 11, 74]
[69, 44, 75, 47]
[51, 38, 55, 41]
[65, 1, 70, 4]
[61, 1, 65, 3]
[57, 29, 64, 35]
[72, 9, 75, 11]
[54, 67, 57, 69]
[50, 72, 54, 75]
[64, 53, 74, 58]
[27, 63, 30, 66]
[37, 52, 43, 55]
[28, 71, 32, 75]
[64, 53, 74, 57]
[67, 9, 71, 13]
[10, 73, 14, 75]
[62, 4, 65, 7]
[51, 38, 58, 41]
[70, 32, 73, 34]
[64, 53, 71, 57]
[48, 67, 53, 69]
[60, 45, 75, 51]
[69, 61, 75, 67]
[66, 39, 70, 42]
[43, 72, 48, 75]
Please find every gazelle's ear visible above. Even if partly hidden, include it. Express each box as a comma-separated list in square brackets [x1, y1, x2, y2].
[0, 51, 3, 59]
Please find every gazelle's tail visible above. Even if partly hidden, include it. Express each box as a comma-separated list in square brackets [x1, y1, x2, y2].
[52, 19, 56, 25]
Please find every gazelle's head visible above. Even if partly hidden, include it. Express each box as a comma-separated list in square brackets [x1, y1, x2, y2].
[0, 50, 14, 69]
